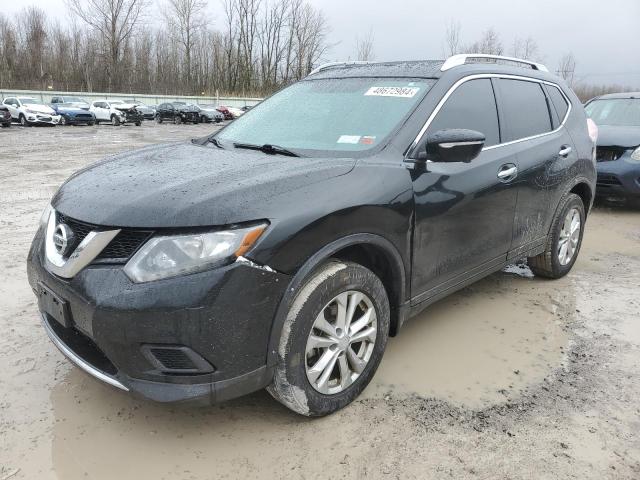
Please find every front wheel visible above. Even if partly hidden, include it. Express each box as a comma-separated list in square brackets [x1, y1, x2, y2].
[174, 115, 182, 125]
[135, 121, 141, 126]
[111, 115, 120, 126]
[155, 115, 163, 124]
[19, 114, 30, 127]
[528, 193, 585, 278]
[60, 116, 67, 126]
[267, 261, 390, 416]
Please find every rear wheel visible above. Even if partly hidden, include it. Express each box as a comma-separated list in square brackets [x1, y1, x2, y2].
[528, 193, 585, 278]
[267, 261, 390, 416]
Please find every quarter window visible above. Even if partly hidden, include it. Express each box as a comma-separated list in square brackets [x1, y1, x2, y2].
[427, 79, 500, 147]
[546, 85, 569, 123]
[498, 79, 553, 141]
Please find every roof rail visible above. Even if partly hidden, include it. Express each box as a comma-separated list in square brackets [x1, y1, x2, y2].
[441, 54, 549, 72]
[308, 61, 373, 76]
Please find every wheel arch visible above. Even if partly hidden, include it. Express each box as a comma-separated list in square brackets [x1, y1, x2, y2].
[265, 233, 408, 367]
[569, 180, 593, 215]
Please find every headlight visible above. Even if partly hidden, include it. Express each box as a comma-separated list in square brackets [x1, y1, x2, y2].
[124, 223, 267, 283]
[630, 147, 640, 163]
[25, 108, 38, 114]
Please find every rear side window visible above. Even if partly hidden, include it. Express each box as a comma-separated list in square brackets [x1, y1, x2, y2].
[427, 79, 500, 146]
[498, 79, 552, 141]
[547, 85, 569, 123]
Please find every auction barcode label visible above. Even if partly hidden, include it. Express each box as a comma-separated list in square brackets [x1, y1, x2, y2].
[365, 86, 420, 98]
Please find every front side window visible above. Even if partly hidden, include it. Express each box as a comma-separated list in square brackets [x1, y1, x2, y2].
[426, 78, 500, 147]
[216, 77, 435, 156]
[498, 79, 552, 141]
[585, 98, 640, 127]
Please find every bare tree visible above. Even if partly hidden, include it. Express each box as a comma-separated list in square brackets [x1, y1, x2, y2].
[467, 27, 503, 55]
[355, 29, 375, 61]
[443, 20, 462, 56]
[511, 36, 539, 60]
[66, 0, 149, 91]
[557, 52, 576, 86]
[163, 0, 209, 93]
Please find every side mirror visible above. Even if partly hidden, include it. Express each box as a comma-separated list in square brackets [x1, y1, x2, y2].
[419, 129, 485, 163]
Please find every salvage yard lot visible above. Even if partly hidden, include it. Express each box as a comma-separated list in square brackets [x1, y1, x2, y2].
[1, 123, 639, 479]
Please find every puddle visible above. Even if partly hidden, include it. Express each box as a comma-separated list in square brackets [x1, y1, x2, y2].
[364, 276, 570, 409]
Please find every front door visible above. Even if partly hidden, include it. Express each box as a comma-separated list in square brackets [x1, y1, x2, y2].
[410, 78, 518, 302]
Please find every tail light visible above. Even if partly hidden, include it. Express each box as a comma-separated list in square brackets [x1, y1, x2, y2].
[587, 118, 598, 144]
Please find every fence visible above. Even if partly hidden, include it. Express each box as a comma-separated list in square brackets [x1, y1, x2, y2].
[0, 89, 263, 108]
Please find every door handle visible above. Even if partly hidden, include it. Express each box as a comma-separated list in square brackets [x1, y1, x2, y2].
[497, 164, 518, 181]
[559, 145, 572, 157]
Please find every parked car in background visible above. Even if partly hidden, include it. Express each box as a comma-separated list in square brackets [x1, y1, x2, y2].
[131, 101, 156, 120]
[51, 103, 96, 126]
[240, 105, 253, 112]
[51, 96, 90, 110]
[226, 106, 245, 119]
[28, 55, 596, 416]
[196, 105, 224, 123]
[2, 97, 60, 126]
[155, 102, 200, 124]
[0, 105, 11, 127]
[90, 100, 143, 126]
[585, 92, 640, 205]
[215, 105, 234, 120]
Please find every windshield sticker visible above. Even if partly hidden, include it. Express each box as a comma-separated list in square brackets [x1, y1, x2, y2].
[365, 86, 420, 98]
[360, 136, 376, 145]
[337, 135, 361, 144]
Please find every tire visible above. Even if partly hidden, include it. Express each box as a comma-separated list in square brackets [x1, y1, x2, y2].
[528, 193, 585, 279]
[111, 115, 120, 126]
[87, 121, 95, 126]
[200, 115, 208, 123]
[19, 114, 29, 127]
[155, 115, 163, 124]
[135, 121, 141, 126]
[174, 115, 182, 125]
[267, 260, 390, 416]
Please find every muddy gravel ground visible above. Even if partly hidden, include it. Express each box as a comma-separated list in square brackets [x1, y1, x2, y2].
[1, 123, 639, 480]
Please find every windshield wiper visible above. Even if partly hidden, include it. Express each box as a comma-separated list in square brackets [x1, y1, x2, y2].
[208, 137, 224, 148]
[233, 142, 301, 157]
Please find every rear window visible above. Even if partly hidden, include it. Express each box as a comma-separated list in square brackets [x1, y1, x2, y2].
[547, 85, 570, 123]
[498, 79, 552, 141]
[585, 98, 640, 127]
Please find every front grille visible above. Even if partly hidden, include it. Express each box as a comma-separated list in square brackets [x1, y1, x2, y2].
[596, 147, 626, 162]
[97, 230, 152, 260]
[76, 114, 92, 120]
[597, 174, 622, 186]
[56, 213, 152, 262]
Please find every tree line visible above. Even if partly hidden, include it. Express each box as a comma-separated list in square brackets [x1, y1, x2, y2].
[0, 3, 634, 101]
[0, 0, 328, 96]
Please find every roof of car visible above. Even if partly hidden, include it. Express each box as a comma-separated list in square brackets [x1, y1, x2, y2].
[593, 92, 640, 100]
[306, 55, 554, 81]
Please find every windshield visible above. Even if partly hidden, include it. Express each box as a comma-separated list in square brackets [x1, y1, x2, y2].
[216, 77, 435, 155]
[19, 97, 38, 105]
[66, 97, 86, 103]
[585, 98, 640, 127]
[111, 101, 124, 105]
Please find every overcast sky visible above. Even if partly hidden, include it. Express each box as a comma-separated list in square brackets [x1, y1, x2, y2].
[3, 0, 639, 86]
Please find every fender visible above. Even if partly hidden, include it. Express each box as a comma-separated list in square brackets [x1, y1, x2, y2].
[265, 233, 408, 367]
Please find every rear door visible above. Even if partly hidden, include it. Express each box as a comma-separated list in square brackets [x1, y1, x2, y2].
[494, 78, 578, 259]
[410, 78, 518, 301]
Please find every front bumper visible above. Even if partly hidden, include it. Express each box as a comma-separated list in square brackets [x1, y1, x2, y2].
[596, 153, 640, 199]
[62, 113, 96, 124]
[27, 227, 290, 403]
[26, 113, 60, 125]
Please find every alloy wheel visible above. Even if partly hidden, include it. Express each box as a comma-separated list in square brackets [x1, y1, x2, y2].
[558, 207, 581, 265]
[305, 290, 377, 395]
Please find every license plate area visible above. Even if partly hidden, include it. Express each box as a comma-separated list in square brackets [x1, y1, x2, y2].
[37, 282, 72, 328]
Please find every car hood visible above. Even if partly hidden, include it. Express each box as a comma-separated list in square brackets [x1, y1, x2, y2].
[24, 104, 56, 115]
[113, 103, 137, 111]
[52, 142, 356, 228]
[595, 125, 640, 149]
[57, 106, 88, 113]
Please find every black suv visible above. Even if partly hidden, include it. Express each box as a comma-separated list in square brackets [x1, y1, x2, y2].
[28, 55, 596, 416]
[155, 102, 200, 124]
